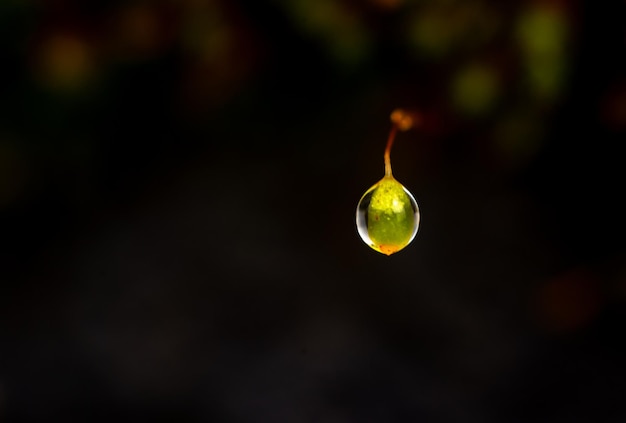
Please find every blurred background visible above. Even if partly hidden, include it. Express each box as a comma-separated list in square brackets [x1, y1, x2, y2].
[1, 0, 626, 421]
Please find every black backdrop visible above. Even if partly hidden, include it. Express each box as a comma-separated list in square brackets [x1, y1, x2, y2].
[1, 0, 626, 421]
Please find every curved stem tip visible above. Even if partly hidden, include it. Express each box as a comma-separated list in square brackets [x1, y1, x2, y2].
[384, 109, 419, 177]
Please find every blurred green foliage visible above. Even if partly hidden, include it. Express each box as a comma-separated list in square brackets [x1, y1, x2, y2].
[0, 0, 574, 210]
[517, 4, 568, 101]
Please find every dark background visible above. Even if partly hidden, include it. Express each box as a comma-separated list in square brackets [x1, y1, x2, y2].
[2, 0, 626, 421]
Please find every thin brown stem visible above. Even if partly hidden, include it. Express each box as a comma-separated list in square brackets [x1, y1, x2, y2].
[384, 124, 397, 177]
[384, 109, 420, 177]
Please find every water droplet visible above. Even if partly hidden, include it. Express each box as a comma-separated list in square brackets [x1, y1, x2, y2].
[356, 109, 421, 255]
[356, 175, 420, 255]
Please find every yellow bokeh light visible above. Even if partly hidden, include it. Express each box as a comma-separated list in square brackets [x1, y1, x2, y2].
[38, 34, 93, 91]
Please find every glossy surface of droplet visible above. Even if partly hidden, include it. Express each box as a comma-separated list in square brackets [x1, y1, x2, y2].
[356, 175, 420, 255]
